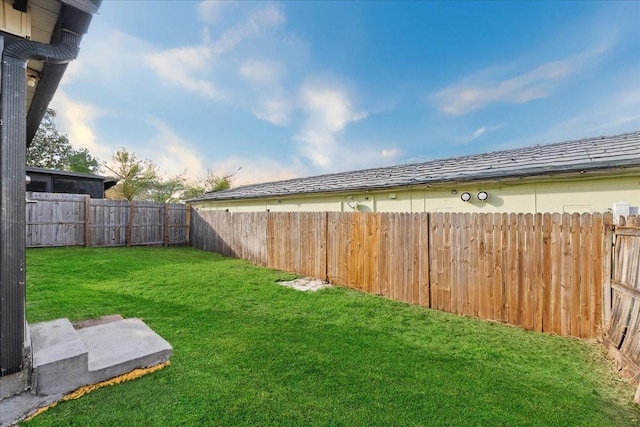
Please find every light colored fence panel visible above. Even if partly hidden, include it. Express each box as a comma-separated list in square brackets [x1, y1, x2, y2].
[89, 199, 130, 247]
[25, 193, 188, 248]
[167, 204, 189, 245]
[190, 210, 268, 264]
[26, 192, 87, 247]
[237, 212, 267, 265]
[129, 201, 165, 246]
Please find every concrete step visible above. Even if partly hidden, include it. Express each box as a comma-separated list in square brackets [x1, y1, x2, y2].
[77, 318, 172, 384]
[30, 317, 172, 396]
[30, 318, 89, 396]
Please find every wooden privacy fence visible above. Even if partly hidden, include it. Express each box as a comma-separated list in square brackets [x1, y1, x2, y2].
[191, 210, 608, 339]
[603, 216, 640, 402]
[26, 192, 189, 247]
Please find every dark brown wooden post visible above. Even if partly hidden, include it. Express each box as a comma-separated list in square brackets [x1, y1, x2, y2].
[127, 201, 135, 247]
[185, 204, 192, 246]
[84, 195, 91, 247]
[602, 213, 614, 329]
[164, 204, 170, 247]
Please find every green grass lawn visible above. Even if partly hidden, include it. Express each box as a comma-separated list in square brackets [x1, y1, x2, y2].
[22, 247, 640, 426]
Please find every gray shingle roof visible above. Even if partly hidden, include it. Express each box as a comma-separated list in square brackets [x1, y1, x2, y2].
[191, 130, 640, 202]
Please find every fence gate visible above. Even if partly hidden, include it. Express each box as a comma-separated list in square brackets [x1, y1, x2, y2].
[603, 216, 640, 403]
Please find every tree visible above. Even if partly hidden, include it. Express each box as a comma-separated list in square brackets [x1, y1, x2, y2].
[181, 183, 206, 200]
[104, 147, 238, 202]
[204, 171, 232, 192]
[27, 109, 72, 169]
[104, 148, 159, 201]
[148, 175, 186, 203]
[181, 169, 238, 200]
[67, 148, 100, 173]
[27, 108, 100, 173]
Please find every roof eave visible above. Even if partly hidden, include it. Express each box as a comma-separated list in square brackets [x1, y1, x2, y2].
[26, 1, 101, 146]
[188, 162, 640, 203]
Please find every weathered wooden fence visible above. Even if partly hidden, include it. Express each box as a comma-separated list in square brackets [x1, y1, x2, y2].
[26, 192, 189, 247]
[603, 216, 640, 402]
[190, 210, 266, 263]
[191, 210, 608, 339]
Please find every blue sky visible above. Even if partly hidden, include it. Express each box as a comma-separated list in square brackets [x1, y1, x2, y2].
[51, 1, 640, 185]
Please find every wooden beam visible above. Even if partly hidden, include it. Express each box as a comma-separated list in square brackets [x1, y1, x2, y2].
[164, 204, 169, 247]
[84, 194, 91, 247]
[602, 219, 614, 329]
[127, 201, 135, 247]
[612, 281, 640, 301]
[185, 205, 191, 246]
[614, 227, 640, 237]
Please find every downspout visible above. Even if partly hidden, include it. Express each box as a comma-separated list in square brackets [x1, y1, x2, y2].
[0, 30, 80, 375]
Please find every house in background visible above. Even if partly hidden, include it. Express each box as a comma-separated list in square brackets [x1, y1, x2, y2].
[27, 166, 117, 198]
[190, 130, 640, 216]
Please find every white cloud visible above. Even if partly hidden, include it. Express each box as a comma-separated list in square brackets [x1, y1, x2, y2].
[489, 83, 640, 152]
[210, 4, 284, 56]
[49, 91, 112, 161]
[62, 30, 151, 86]
[312, 144, 405, 174]
[294, 82, 368, 168]
[239, 58, 283, 85]
[300, 85, 368, 132]
[142, 119, 206, 178]
[205, 155, 307, 186]
[542, 86, 640, 140]
[467, 125, 503, 142]
[145, 4, 285, 100]
[239, 58, 295, 125]
[472, 127, 487, 139]
[381, 148, 402, 158]
[144, 45, 219, 98]
[252, 93, 293, 126]
[433, 46, 609, 115]
[198, 0, 235, 24]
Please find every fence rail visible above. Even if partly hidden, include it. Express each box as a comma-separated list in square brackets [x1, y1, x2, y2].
[191, 209, 608, 339]
[26, 192, 189, 248]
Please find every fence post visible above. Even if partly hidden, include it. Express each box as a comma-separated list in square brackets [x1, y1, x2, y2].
[127, 200, 135, 247]
[426, 212, 432, 309]
[324, 211, 329, 283]
[84, 195, 91, 247]
[185, 204, 192, 246]
[602, 215, 614, 329]
[164, 204, 169, 247]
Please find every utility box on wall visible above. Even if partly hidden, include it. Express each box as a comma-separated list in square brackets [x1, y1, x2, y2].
[0, 0, 31, 39]
[613, 202, 630, 224]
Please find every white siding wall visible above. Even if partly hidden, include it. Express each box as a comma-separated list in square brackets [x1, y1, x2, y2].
[192, 175, 640, 214]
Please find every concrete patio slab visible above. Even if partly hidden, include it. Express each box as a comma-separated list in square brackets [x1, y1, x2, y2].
[0, 316, 173, 426]
[0, 392, 61, 427]
[77, 318, 172, 381]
